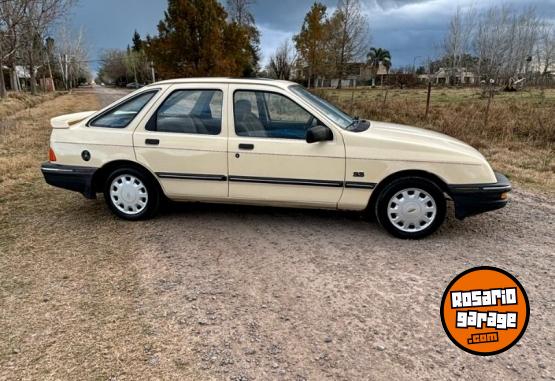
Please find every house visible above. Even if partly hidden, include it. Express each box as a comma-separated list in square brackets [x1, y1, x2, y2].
[419, 67, 478, 85]
[1, 65, 32, 91]
[293, 62, 390, 88]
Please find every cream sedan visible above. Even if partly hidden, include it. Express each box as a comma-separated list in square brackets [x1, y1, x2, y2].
[41, 78, 511, 238]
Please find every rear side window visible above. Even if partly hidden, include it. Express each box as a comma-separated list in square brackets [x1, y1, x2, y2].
[148, 90, 223, 135]
[90, 90, 157, 128]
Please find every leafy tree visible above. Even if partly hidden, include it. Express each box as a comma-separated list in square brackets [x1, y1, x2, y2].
[366, 47, 391, 86]
[147, 0, 253, 78]
[293, 2, 328, 88]
[132, 30, 143, 52]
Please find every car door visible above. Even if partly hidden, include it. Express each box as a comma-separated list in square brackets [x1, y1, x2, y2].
[227, 84, 345, 207]
[133, 84, 229, 200]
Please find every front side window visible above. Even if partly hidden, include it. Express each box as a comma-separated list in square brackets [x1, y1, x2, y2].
[150, 90, 223, 135]
[234, 90, 314, 139]
[289, 85, 353, 129]
[90, 90, 157, 128]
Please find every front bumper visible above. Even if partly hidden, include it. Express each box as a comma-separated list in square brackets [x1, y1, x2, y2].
[448, 171, 512, 220]
[41, 162, 98, 199]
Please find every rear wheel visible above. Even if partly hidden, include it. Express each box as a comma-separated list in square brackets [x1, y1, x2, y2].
[375, 177, 446, 239]
[104, 167, 160, 220]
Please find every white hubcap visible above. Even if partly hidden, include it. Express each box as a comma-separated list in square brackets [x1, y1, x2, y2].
[110, 174, 148, 215]
[387, 188, 437, 233]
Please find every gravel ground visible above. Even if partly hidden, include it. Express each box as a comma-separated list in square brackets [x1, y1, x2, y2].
[0, 88, 553, 380]
[92, 87, 554, 380]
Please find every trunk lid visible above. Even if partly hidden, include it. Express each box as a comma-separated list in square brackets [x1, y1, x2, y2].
[50, 111, 97, 129]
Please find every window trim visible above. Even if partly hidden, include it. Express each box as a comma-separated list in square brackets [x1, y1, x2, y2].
[87, 89, 160, 128]
[232, 89, 328, 140]
[145, 88, 224, 135]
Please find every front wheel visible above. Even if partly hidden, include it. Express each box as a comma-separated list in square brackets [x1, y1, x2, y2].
[375, 177, 446, 239]
[104, 167, 160, 220]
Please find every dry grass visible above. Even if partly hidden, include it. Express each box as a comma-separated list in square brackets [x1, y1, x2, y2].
[0, 93, 201, 379]
[316, 87, 555, 191]
[0, 92, 62, 120]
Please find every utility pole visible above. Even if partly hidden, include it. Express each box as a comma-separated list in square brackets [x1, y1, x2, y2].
[150, 61, 156, 83]
[64, 54, 69, 90]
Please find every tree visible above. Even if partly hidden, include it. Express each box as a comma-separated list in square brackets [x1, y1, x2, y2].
[23, 0, 75, 94]
[97, 49, 128, 85]
[535, 21, 554, 76]
[366, 47, 391, 86]
[267, 39, 295, 80]
[131, 30, 143, 52]
[226, 0, 260, 76]
[147, 0, 254, 78]
[55, 24, 90, 89]
[0, 0, 28, 97]
[328, 0, 369, 88]
[443, 6, 475, 85]
[293, 2, 328, 88]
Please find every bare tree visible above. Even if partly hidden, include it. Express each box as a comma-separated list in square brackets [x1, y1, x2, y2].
[472, 5, 542, 85]
[0, 0, 28, 97]
[328, 0, 369, 88]
[443, 6, 475, 84]
[536, 21, 555, 76]
[267, 39, 295, 80]
[226, 0, 255, 26]
[55, 23, 90, 89]
[20, 0, 74, 94]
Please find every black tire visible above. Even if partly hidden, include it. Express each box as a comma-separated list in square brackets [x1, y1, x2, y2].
[103, 167, 160, 220]
[375, 176, 446, 239]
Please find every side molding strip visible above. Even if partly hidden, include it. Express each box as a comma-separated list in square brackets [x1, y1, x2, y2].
[156, 172, 227, 181]
[228, 175, 344, 188]
[344, 181, 377, 189]
[156, 172, 377, 189]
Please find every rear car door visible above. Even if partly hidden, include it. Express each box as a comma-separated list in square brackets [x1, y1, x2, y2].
[133, 84, 229, 200]
[227, 84, 345, 207]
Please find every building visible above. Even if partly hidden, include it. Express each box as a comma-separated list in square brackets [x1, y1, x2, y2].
[293, 62, 389, 88]
[418, 67, 478, 85]
[1, 65, 32, 91]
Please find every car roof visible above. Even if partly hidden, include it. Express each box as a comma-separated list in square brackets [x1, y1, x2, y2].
[147, 77, 298, 90]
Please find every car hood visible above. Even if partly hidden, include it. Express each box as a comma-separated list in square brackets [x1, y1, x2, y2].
[345, 121, 489, 166]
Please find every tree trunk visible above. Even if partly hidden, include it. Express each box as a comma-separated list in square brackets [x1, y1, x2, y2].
[10, 62, 20, 92]
[29, 52, 37, 95]
[0, 57, 7, 98]
[47, 58, 55, 92]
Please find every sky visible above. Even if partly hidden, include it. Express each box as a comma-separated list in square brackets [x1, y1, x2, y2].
[70, 0, 555, 76]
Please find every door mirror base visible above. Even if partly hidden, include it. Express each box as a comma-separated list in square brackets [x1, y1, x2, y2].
[306, 125, 333, 143]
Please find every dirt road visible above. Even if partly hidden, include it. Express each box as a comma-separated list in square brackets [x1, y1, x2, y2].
[0, 88, 553, 380]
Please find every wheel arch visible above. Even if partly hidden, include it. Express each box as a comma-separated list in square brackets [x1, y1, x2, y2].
[366, 169, 450, 212]
[92, 160, 162, 194]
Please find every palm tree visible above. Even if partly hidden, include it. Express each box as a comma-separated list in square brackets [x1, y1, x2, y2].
[366, 47, 391, 86]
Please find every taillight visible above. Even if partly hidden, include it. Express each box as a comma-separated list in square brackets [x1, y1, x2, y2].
[49, 147, 57, 162]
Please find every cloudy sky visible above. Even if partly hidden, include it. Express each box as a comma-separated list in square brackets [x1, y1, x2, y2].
[71, 0, 555, 74]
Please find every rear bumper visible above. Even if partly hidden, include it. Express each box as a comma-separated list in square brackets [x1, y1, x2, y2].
[41, 162, 98, 199]
[448, 171, 512, 220]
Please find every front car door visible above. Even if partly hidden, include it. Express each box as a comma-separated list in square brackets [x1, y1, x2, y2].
[227, 84, 345, 208]
[133, 83, 229, 200]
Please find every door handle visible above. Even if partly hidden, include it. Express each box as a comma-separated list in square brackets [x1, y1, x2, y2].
[239, 143, 254, 150]
[145, 139, 159, 145]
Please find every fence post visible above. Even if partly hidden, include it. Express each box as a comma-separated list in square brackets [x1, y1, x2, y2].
[484, 84, 494, 128]
[425, 81, 432, 118]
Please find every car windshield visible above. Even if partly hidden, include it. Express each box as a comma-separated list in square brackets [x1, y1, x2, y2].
[289, 85, 353, 129]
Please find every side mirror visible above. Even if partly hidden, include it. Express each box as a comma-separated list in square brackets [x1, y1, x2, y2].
[306, 125, 333, 143]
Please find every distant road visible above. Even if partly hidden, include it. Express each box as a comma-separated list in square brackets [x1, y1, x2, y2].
[74, 85, 132, 107]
